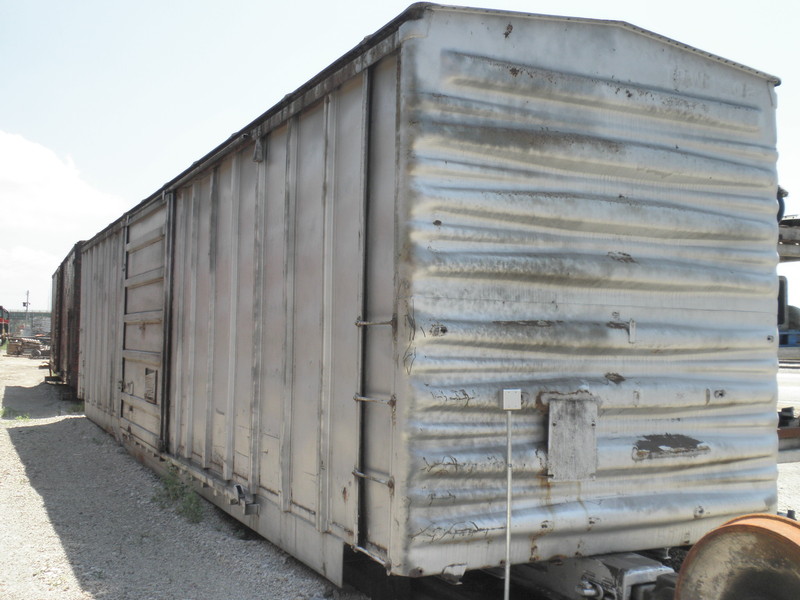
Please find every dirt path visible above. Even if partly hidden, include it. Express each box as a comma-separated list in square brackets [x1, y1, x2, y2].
[0, 352, 366, 600]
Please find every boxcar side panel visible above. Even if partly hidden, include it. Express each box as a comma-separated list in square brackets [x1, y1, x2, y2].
[290, 102, 327, 518]
[160, 56, 397, 582]
[80, 227, 125, 436]
[169, 185, 192, 459]
[234, 151, 258, 481]
[259, 124, 289, 496]
[325, 72, 369, 543]
[359, 53, 400, 559]
[193, 177, 214, 467]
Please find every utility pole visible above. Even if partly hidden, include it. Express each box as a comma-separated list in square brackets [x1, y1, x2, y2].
[22, 290, 30, 333]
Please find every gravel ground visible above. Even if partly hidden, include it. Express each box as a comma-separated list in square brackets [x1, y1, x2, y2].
[779, 461, 800, 515]
[0, 352, 369, 600]
[2, 351, 799, 600]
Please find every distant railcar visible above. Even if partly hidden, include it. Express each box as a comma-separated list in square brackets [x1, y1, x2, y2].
[0, 305, 9, 343]
[52, 4, 783, 594]
[50, 242, 83, 386]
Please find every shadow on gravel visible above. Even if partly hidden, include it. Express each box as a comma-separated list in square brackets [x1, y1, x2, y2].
[5, 416, 141, 598]
[1, 381, 81, 419]
[3, 384, 513, 600]
[5, 409, 334, 599]
[5, 419, 510, 600]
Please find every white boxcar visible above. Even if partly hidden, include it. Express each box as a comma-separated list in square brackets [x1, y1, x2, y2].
[73, 3, 780, 585]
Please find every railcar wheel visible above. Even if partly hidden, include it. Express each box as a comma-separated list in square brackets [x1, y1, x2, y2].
[675, 514, 800, 600]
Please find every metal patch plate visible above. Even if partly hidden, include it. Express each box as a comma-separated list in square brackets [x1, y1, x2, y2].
[547, 395, 598, 481]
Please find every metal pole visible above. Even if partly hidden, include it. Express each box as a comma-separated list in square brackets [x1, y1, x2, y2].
[505, 408, 513, 600]
[502, 388, 520, 600]
[23, 290, 30, 335]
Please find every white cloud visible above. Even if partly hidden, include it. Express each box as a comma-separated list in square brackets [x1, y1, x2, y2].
[0, 131, 129, 311]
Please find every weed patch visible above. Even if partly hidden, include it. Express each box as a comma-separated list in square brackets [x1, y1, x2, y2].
[1, 407, 30, 420]
[153, 466, 203, 523]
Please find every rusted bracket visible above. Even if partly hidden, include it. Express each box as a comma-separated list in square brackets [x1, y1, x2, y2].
[353, 393, 396, 408]
[353, 469, 395, 494]
[355, 317, 395, 327]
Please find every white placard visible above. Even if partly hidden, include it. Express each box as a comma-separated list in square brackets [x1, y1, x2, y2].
[503, 388, 522, 411]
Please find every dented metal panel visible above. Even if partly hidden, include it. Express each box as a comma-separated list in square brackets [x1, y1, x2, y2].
[392, 7, 779, 576]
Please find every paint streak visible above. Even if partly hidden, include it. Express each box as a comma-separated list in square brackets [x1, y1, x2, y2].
[633, 434, 709, 460]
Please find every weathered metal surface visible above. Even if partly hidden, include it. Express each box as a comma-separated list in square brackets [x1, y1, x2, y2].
[392, 6, 779, 577]
[78, 222, 125, 435]
[164, 68, 377, 581]
[547, 395, 598, 481]
[51, 242, 82, 386]
[119, 200, 168, 452]
[57, 3, 780, 586]
[675, 514, 800, 599]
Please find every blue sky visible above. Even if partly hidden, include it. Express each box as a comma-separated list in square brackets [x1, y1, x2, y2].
[1, 0, 798, 309]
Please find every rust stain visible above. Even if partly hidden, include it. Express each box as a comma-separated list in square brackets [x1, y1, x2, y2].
[430, 389, 475, 406]
[422, 455, 466, 475]
[430, 323, 448, 336]
[494, 319, 563, 327]
[535, 389, 592, 410]
[530, 519, 555, 561]
[412, 521, 503, 543]
[427, 491, 456, 505]
[605, 372, 626, 384]
[530, 543, 540, 561]
[608, 251, 636, 263]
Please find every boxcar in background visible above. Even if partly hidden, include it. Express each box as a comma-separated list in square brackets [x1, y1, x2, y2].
[50, 242, 83, 387]
[0, 305, 9, 344]
[52, 4, 781, 588]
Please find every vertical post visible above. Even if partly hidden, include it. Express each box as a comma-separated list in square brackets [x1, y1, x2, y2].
[23, 290, 30, 334]
[503, 388, 522, 600]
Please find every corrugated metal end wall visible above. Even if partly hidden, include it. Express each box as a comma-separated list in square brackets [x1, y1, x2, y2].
[393, 11, 779, 575]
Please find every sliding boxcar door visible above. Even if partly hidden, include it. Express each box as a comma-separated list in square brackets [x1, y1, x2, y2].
[120, 200, 170, 452]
